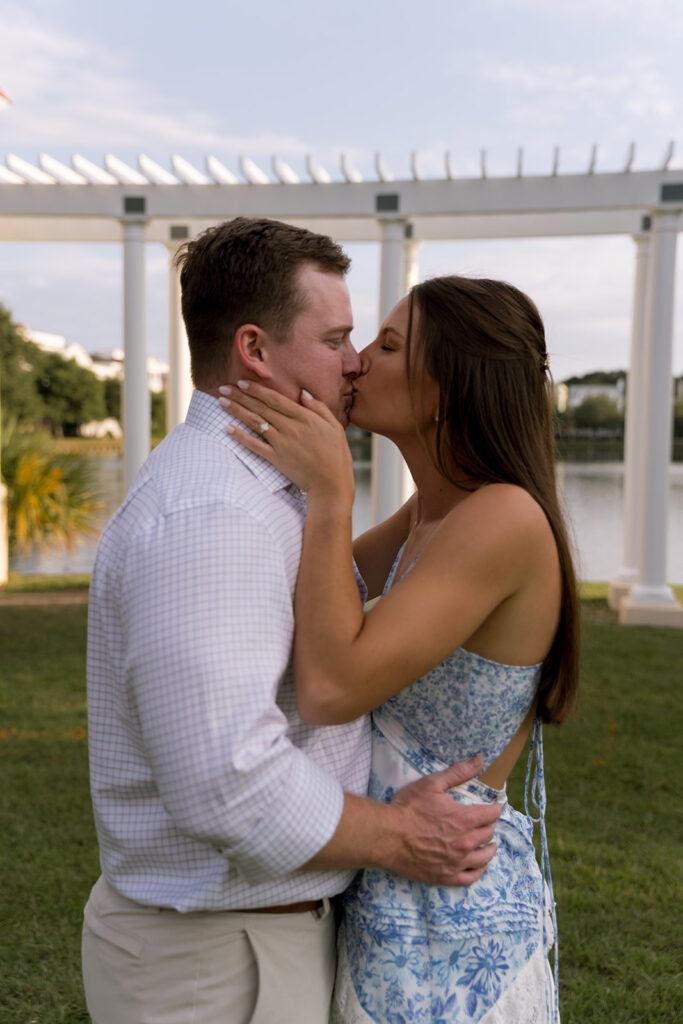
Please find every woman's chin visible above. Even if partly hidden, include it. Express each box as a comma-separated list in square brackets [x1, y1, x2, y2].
[348, 407, 368, 429]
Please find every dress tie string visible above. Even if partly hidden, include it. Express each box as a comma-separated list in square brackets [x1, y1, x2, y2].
[524, 716, 560, 1023]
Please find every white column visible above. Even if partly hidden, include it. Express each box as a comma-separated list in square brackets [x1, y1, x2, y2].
[620, 210, 683, 627]
[166, 246, 192, 432]
[608, 230, 650, 609]
[404, 238, 421, 293]
[122, 218, 150, 491]
[371, 219, 408, 524]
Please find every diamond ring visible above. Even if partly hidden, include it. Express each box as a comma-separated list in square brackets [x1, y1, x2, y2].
[259, 421, 269, 434]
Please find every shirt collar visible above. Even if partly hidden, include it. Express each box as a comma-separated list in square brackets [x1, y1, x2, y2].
[185, 390, 298, 496]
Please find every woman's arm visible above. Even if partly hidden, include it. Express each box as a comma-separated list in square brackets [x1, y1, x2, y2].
[220, 383, 556, 726]
[294, 478, 551, 724]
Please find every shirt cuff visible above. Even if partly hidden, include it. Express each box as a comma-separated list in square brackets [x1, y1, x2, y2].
[225, 749, 345, 884]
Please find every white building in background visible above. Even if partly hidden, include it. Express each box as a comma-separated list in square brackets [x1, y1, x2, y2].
[23, 329, 168, 392]
[24, 327, 95, 373]
[565, 377, 626, 412]
[79, 417, 123, 439]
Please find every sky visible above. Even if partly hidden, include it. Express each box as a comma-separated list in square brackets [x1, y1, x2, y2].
[0, 0, 682, 381]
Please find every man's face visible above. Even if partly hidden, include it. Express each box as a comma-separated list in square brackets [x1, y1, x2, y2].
[265, 265, 360, 425]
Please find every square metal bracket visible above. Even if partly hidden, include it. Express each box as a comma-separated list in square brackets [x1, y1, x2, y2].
[375, 193, 400, 213]
[123, 196, 146, 215]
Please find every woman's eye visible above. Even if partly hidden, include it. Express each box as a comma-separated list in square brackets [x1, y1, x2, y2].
[381, 345, 394, 352]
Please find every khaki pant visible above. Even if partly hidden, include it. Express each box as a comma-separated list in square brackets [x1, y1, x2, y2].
[82, 876, 336, 1024]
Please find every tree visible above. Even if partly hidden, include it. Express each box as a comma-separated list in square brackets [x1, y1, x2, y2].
[564, 370, 626, 387]
[673, 400, 683, 440]
[103, 377, 121, 421]
[36, 353, 105, 435]
[151, 390, 167, 439]
[572, 395, 624, 434]
[0, 303, 44, 424]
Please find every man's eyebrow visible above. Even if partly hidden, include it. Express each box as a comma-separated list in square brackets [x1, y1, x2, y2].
[323, 325, 354, 336]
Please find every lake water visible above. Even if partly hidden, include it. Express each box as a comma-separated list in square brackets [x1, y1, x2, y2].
[10, 457, 683, 584]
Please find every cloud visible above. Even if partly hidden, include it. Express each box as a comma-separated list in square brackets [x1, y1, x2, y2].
[0, 7, 312, 161]
[485, 59, 678, 124]
[416, 235, 683, 379]
[490, 0, 683, 20]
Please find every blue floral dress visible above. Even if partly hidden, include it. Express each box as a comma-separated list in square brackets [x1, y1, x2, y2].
[331, 549, 559, 1024]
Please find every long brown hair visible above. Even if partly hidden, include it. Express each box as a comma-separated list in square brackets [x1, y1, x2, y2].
[406, 275, 579, 724]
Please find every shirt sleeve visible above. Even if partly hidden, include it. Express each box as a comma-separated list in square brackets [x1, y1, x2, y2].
[120, 500, 345, 884]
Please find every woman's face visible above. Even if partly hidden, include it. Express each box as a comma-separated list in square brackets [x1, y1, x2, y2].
[349, 296, 438, 438]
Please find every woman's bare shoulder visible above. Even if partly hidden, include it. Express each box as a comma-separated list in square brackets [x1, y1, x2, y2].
[444, 482, 549, 535]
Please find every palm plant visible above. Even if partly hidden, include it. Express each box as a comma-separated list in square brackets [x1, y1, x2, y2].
[2, 420, 103, 554]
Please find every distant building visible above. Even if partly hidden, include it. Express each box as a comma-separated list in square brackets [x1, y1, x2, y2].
[22, 329, 168, 393]
[79, 417, 123, 440]
[24, 328, 94, 373]
[565, 377, 625, 412]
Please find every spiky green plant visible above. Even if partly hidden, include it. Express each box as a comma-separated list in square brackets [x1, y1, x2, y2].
[2, 421, 103, 553]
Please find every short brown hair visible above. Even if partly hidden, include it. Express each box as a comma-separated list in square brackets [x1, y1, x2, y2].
[175, 217, 351, 386]
[406, 275, 580, 725]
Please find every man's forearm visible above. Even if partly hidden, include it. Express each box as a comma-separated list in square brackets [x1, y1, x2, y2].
[302, 759, 502, 888]
[302, 793, 405, 872]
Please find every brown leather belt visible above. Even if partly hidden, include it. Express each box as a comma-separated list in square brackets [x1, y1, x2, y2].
[239, 899, 323, 914]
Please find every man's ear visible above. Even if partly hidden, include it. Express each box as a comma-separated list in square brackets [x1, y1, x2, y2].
[232, 324, 276, 381]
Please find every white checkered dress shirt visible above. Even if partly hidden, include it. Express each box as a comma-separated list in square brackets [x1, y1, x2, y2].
[87, 390, 371, 911]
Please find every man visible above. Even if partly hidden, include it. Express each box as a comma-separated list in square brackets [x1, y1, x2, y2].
[82, 217, 500, 1024]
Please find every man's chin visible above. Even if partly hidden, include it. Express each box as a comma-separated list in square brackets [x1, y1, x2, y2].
[338, 404, 353, 427]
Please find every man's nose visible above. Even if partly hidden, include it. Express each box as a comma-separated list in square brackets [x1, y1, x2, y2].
[343, 340, 362, 378]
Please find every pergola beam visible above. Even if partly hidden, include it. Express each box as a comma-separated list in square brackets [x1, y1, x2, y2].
[0, 167, 681, 223]
[0, 151, 680, 626]
[0, 208, 649, 244]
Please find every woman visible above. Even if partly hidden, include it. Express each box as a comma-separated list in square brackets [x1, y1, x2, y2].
[221, 275, 579, 1023]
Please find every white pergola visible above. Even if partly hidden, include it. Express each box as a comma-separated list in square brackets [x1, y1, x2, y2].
[0, 147, 681, 626]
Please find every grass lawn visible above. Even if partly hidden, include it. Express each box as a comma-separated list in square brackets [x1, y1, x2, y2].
[4, 571, 91, 593]
[1, 581, 682, 1023]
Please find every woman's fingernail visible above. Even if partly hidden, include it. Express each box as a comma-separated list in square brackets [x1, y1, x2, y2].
[218, 385, 232, 396]
[301, 389, 313, 401]
[226, 424, 235, 434]
[218, 397, 231, 407]
[236, 380, 249, 391]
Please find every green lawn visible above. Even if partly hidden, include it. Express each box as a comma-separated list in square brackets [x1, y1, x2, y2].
[1, 584, 682, 1023]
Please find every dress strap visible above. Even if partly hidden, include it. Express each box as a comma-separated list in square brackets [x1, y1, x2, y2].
[524, 717, 560, 1023]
